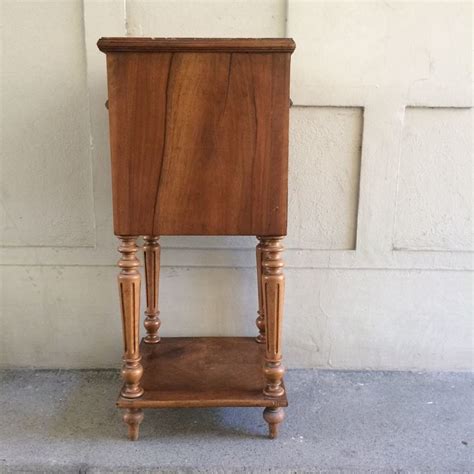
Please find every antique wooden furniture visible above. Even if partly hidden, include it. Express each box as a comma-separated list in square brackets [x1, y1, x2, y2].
[98, 37, 295, 440]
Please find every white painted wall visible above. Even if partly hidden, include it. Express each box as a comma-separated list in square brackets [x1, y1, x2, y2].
[1, 0, 472, 370]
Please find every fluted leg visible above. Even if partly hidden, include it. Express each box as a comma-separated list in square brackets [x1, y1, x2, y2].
[255, 237, 266, 343]
[261, 236, 285, 399]
[260, 237, 285, 438]
[143, 236, 161, 343]
[123, 408, 144, 441]
[117, 236, 143, 399]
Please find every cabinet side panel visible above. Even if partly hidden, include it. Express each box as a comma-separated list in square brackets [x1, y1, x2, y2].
[106, 52, 172, 235]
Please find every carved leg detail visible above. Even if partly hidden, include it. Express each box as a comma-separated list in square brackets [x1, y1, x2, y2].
[118, 236, 144, 399]
[261, 237, 285, 398]
[123, 408, 144, 441]
[143, 236, 161, 343]
[255, 237, 266, 343]
[263, 407, 284, 439]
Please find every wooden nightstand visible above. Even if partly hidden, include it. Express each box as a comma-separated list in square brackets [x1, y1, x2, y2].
[98, 37, 295, 440]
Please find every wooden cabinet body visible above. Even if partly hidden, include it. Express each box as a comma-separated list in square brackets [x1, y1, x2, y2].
[98, 37, 295, 440]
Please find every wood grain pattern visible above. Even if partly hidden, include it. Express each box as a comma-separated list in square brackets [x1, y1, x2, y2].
[101, 39, 294, 440]
[117, 236, 143, 399]
[104, 46, 292, 235]
[98, 37, 295, 53]
[117, 337, 288, 409]
[261, 237, 285, 398]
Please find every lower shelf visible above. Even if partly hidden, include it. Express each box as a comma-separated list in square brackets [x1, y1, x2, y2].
[117, 337, 287, 409]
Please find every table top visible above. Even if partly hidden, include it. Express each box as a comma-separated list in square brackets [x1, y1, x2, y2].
[97, 37, 296, 53]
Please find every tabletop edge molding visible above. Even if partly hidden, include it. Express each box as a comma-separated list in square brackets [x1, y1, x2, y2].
[97, 37, 296, 53]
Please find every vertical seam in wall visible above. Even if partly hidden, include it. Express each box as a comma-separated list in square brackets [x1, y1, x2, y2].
[352, 107, 365, 252]
[79, 0, 98, 249]
[284, 0, 289, 37]
[390, 105, 407, 251]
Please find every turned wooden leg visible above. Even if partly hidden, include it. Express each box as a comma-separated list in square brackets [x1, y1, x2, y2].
[117, 236, 144, 399]
[123, 408, 144, 441]
[261, 236, 285, 399]
[143, 236, 161, 344]
[255, 237, 266, 343]
[263, 407, 285, 439]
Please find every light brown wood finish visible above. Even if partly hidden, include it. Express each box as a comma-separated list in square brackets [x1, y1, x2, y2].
[143, 236, 161, 344]
[261, 237, 285, 398]
[123, 408, 144, 442]
[98, 37, 295, 53]
[117, 237, 143, 400]
[117, 338, 287, 409]
[255, 237, 266, 343]
[100, 39, 293, 236]
[99, 38, 294, 440]
[263, 407, 285, 439]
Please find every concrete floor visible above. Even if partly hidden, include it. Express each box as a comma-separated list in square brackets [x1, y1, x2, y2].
[0, 370, 472, 473]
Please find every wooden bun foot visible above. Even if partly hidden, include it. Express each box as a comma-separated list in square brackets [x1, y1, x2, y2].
[123, 408, 144, 441]
[263, 407, 284, 439]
